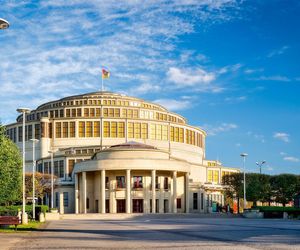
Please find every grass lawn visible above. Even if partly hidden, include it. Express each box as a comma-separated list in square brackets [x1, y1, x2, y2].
[0, 221, 45, 233]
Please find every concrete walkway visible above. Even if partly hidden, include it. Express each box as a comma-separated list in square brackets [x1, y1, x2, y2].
[4, 214, 300, 250]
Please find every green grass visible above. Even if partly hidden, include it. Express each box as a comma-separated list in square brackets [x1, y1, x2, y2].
[256, 206, 300, 212]
[0, 221, 44, 233]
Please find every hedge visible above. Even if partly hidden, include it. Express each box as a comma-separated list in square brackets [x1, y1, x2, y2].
[255, 206, 300, 212]
[0, 205, 49, 219]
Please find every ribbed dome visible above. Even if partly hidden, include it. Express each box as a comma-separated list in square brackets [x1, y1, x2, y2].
[109, 141, 157, 150]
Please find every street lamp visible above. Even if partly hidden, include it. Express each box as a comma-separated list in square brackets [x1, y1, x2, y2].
[256, 161, 266, 174]
[48, 149, 56, 210]
[17, 108, 30, 224]
[240, 153, 248, 210]
[30, 139, 39, 220]
[0, 18, 9, 29]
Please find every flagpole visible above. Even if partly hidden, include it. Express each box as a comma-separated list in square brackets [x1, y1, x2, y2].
[101, 75, 104, 92]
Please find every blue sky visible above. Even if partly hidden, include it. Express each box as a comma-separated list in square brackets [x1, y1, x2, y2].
[1, 0, 299, 174]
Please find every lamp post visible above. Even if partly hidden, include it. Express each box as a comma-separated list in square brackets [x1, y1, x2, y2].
[17, 108, 30, 224]
[48, 150, 56, 210]
[256, 161, 266, 174]
[240, 153, 248, 210]
[30, 139, 39, 220]
[0, 18, 9, 30]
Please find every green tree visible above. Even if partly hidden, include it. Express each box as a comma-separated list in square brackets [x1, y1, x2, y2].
[0, 124, 22, 206]
[246, 173, 270, 207]
[270, 174, 299, 206]
[223, 172, 243, 213]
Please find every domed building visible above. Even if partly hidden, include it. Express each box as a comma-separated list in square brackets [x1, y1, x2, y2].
[5, 91, 238, 214]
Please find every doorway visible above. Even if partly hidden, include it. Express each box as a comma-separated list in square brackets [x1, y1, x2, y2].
[117, 199, 126, 213]
[132, 199, 143, 213]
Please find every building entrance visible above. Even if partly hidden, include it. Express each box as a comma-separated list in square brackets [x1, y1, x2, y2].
[117, 199, 126, 213]
[132, 199, 143, 213]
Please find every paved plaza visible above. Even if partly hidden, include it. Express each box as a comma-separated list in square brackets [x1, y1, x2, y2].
[2, 214, 300, 250]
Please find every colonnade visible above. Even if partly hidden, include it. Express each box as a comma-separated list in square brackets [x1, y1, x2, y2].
[74, 170, 190, 214]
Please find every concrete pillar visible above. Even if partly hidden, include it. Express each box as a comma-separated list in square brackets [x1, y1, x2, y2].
[172, 171, 177, 213]
[185, 172, 189, 213]
[82, 171, 87, 214]
[75, 173, 79, 214]
[151, 170, 156, 213]
[126, 169, 131, 213]
[59, 192, 64, 214]
[101, 169, 106, 213]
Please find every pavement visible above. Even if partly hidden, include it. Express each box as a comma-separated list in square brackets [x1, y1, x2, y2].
[2, 214, 300, 250]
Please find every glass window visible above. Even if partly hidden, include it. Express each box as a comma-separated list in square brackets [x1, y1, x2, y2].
[116, 176, 125, 188]
[128, 122, 134, 138]
[96, 108, 101, 117]
[127, 109, 133, 118]
[94, 121, 100, 137]
[59, 160, 64, 178]
[62, 122, 68, 138]
[134, 123, 141, 139]
[76, 108, 81, 117]
[84, 108, 89, 117]
[35, 124, 40, 140]
[213, 171, 219, 183]
[150, 124, 156, 139]
[133, 176, 143, 188]
[118, 122, 125, 138]
[164, 177, 168, 190]
[141, 123, 148, 139]
[103, 108, 108, 117]
[71, 109, 76, 117]
[108, 108, 114, 117]
[133, 110, 138, 118]
[208, 170, 213, 182]
[162, 125, 168, 141]
[28, 124, 32, 140]
[179, 128, 184, 143]
[54, 161, 59, 176]
[70, 122, 75, 137]
[90, 108, 95, 117]
[156, 124, 162, 140]
[170, 126, 174, 141]
[68, 159, 75, 177]
[115, 109, 120, 117]
[111, 122, 117, 138]
[55, 122, 61, 138]
[86, 121, 92, 137]
[103, 121, 110, 137]
[193, 193, 198, 210]
[63, 192, 69, 207]
[177, 198, 181, 209]
[66, 109, 70, 117]
[79, 121, 85, 137]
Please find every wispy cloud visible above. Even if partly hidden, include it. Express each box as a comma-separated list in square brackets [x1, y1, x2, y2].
[251, 75, 291, 82]
[267, 45, 289, 58]
[244, 68, 264, 74]
[201, 123, 238, 136]
[273, 132, 290, 143]
[0, 0, 242, 123]
[153, 98, 191, 111]
[283, 156, 299, 162]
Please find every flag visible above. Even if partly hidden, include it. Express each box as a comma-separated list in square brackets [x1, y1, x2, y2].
[102, 68, 110, 79]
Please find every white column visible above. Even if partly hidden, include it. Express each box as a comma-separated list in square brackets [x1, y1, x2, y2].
[75, 173, 79, 214]
[126, 169, 131, 213]
[151, 170, 156, 214]
[185, 172, 189, 213]
[82, 171, 87, 214]
[59, 192, 64, 214]
[172, 171, 177, 213]
[101, 170, 106, 213]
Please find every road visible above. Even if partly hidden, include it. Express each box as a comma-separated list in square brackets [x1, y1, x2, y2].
[4, 214, 300, 250]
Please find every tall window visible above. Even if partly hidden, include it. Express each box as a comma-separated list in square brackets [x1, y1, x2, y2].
[170, 126, 174, 141]
[63, 122, 68, 138]
[104, 121, 110, 137]
[59, 160, 64, 178]
[177, 198, 181, 209]
[90, 108, 95, 117]
[84, 108, 89, 117]
[105, 177, 109, 189]
[79, 121, 85, 137]
[94, 121, 100, 137]
[174, 127, 179, 142]
[77, 108, 82, 117]
[141, 123, 148, 139]
[63, 192, 69, 207]
[193, 193, 198, 210]
[162, 125, 168, 141]
[179, 128, 184, 143]
[28, 125, 32, 140]
[54, 161, 59, 176]
[55, 122, 61, 138]
[201, 193, 204, 210]
[116, 176, 125, 188]
[111, 122, 117, 138]
[156, 124, 162, 140]
[213, 171, 219, 183]
[86, 121, 92, 137]
[133, 176, 143, 188]
[68, 159, 75, 177]
[118, 122, 125, 138]
[208, 170, 213, 182]
[70, 122, 75, 137]
[150, 124, 156, 139]
[134, 123, 141, 139]
[35, 124, 40, 139]
[71, 109, 76, 117]
[96, 108, 101, 117]
[164, 177, 169, 190]
[128, 122, 134, 138]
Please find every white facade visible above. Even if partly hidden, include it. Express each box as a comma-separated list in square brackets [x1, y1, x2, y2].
[5, 91, 239, 214]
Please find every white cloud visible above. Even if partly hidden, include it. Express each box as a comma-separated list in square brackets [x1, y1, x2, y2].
[153, 99, 191, 111]
[244, 68, 264, 74]
[201, 123, 238, 136]
[280, 152, 287, 156]
[167, 67, 216, 86]
[283, 156, 299, 162]
[252, 76, 291, 82]
[225, 96, 247, 103]
[273, 132, 290, 143]
[267, 46, 289, 58]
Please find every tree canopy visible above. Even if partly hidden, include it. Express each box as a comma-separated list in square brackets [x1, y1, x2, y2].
[0, 124, 22, 206]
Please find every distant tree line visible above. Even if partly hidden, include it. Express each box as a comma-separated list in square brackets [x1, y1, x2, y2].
[223, 173, 300, 212]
